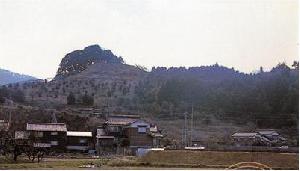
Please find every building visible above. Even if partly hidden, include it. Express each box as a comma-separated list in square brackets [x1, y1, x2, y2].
[232, 132, 262, 146]
[96, 115, 164, 155]
[149, 125, 164, 148]
[232, 130, 287, 147]
[66, 131, 93, 152]
[96, 126, 115, 155]
[26, 123, 67, 152]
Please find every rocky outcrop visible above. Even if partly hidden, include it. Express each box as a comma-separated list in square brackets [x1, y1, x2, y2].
[55, 44, 124, 79]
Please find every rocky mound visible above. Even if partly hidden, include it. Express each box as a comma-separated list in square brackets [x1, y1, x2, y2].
[55, 44, 124, 79]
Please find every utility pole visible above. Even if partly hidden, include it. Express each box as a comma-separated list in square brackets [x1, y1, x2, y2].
[8, 111, 11, 130]
[51, 112, 57, 123]
[184, 112, 188, 147]
[190, 104, 194, 146]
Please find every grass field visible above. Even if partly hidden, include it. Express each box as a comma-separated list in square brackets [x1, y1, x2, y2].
[0, 151, 298, 169]
[139, 150, 299, 169]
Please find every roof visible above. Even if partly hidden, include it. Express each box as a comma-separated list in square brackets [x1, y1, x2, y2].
[232, 132, 258, 137]
[106, 117, 138, 126]
[150, 126, 158, 132]
[109, 114, 140, 118]
[258, 131, 279, 136]
[96, 135, 115, 139]
[149, 132, 164, 138]
[67, 131, 92, 137]
[26, 123, 67, 132]
[96, 128, 115, 139]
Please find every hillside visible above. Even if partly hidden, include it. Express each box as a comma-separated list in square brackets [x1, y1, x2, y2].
[5, 45, 147, 110]
[0, 44, 298, 146]
[0, 68, 36, 85]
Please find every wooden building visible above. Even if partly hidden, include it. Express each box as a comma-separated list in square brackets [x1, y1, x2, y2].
[96, 115, 164, 155]
[96, 126, 115, 155]
[66, 131, 93, 152]
[26, 123, 67, 152]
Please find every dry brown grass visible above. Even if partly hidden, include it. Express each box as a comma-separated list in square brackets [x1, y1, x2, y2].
[139, 150, 299, 169]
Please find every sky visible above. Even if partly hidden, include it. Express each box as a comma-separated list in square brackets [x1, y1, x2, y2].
[0, 0, 298, 79]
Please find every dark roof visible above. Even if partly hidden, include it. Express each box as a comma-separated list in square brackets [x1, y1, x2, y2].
[106, 117, 138, 126]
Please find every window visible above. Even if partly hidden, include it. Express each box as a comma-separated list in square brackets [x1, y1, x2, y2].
[51, 132, 58, 135]
[138, 126, 147, 133]
[35, 132, 43, 138]
[79, 139, 87, 144]
[50, 141, 58, 146]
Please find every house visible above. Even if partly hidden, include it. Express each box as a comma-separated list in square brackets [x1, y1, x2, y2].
[232, 130, 287, 147]
[124, 120, 153, 152]
[232, 132, 261, 146]
[257, 130, 282, 141]
[149, 125, 164, 148]
[26, 123, 67, 152]
[95, 115, 164, 155]
[66, 131, 93, 152]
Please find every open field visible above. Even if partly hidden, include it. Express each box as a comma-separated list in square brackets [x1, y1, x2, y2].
[139, 150, 299, 170]
[0, 150, 297, 170]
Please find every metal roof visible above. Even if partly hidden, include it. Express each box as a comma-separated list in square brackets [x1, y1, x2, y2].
[67, 131, 92, 137]
[26, 123, 67, 132]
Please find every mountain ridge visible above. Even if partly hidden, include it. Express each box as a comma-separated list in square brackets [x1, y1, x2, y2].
[0, 68, 37, 85]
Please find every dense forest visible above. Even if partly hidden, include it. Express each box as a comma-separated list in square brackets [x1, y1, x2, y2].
[133, 62, 299, 128]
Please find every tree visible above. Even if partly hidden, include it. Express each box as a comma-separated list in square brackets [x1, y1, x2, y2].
[67, 92, 76, 105]
[82, 94, 94, 106]
[292, 61, 299, 70]
[259, 66, 264, 73]
[11, 90, 25, 103]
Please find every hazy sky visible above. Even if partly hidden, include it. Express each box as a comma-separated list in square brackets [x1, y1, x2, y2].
[0, 0, 298, 79]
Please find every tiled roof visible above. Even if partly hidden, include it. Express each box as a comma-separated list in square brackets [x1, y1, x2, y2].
[107, 117, 138, 125]
[27, 123, 67, 132]
[232, 132, 258, 137]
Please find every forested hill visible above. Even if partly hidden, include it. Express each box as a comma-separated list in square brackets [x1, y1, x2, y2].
[136, 63, 299, 120]
[0, 44, 298, 129]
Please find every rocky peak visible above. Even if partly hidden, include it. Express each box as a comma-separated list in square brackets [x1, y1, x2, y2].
[55, 44, 124, 79]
